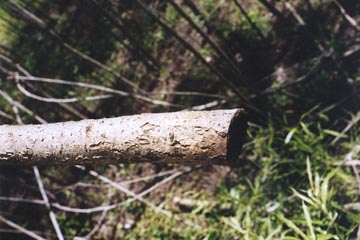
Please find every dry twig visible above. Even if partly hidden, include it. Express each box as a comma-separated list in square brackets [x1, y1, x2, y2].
[331, 111, 360, 144]
[0, 216, 47, 240]
[33, 166, 64, 240]
[334, 0, 360, 31]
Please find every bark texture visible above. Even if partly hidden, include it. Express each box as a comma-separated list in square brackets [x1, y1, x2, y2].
[0, 109, 247, 166]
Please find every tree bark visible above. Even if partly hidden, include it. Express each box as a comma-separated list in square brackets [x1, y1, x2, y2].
[0, 109, 247, 166]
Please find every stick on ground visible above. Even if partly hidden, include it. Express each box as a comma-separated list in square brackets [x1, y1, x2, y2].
[0, 109, 247, 166]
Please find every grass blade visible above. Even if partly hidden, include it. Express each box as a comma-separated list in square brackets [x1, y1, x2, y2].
[276, 214, 310, 240]
[302, 201, 316, 240]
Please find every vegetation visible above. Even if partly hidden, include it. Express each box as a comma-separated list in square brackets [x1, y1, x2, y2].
[0, 0, 359, 239]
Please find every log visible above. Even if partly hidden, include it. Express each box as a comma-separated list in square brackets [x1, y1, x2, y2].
[0, 109, 247, 166]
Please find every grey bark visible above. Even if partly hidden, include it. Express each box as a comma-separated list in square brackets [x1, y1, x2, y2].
[0, 109, 247, 166]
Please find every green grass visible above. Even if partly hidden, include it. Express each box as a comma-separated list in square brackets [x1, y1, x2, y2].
[0, 9, 16, 47]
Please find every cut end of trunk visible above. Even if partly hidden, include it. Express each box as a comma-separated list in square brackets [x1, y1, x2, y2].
[226, 109, 247, 166]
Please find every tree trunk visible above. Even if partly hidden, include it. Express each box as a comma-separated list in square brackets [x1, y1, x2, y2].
[0, 109, 247, 166]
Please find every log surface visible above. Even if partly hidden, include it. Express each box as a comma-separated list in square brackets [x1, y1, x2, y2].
[0, 109, 247, 165]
